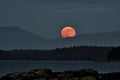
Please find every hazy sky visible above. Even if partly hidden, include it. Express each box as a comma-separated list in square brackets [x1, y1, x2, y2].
[0, 0, 120, 39]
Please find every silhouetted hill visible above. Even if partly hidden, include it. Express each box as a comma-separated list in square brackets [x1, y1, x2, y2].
[0, 26, 48, 49]
[0, 26, 120, 49]
[76, 31, 120, 46]
[50, 31, 120, 48]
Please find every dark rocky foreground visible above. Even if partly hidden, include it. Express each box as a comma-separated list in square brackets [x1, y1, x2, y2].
[0, 68, 120, 80]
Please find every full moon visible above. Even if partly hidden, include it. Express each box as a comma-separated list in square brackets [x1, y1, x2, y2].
[61, 26, 76, 38]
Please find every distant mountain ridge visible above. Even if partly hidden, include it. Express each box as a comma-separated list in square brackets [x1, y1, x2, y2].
[0, 26, 120, 49]
[0, 26, 48, 49]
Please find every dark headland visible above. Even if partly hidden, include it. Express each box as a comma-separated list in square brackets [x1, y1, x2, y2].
[0, 46, 120, 61]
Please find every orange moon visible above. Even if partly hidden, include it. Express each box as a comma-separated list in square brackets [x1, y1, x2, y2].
[61, 26, 76, 38]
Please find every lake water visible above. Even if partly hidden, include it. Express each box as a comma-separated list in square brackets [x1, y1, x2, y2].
[0, 60, 120, 76]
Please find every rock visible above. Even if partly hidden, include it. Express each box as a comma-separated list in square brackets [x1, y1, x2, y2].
[0, 68, 52, 80]
[81, 76, 97, 80]
[0, 72, 25, 80]
[100, 72, 120, 80]
[0, 68, 119, 80]
[57, 70, 75, 78]
[79, 68, 98, 78]
[29, 68, 52, 77]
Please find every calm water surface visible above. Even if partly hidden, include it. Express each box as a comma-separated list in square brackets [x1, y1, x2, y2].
[0, 60, 120, 76]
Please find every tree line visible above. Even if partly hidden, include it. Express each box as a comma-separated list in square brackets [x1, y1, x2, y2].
[0, 46, 119, 61]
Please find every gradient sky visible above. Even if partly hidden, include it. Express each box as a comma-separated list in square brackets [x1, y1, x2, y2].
[0, 0, 120, 39]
